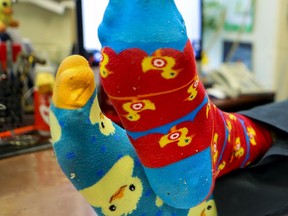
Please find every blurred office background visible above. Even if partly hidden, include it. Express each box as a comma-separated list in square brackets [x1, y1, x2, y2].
[10, 0, 288, 101]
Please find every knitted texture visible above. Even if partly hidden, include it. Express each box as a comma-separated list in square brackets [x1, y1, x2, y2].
[50, 55, 218, 215]
[98, 0, 273, 208]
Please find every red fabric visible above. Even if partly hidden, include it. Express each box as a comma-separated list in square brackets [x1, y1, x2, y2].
[101, 43, 196, 97]
[101, 42, 205, 131]
[128, 104, 215, 167]
[100, 42, 273, 176]
[216, 113, 273, 176]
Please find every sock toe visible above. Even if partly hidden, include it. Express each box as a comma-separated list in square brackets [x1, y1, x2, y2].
[52, 55, 96, 109]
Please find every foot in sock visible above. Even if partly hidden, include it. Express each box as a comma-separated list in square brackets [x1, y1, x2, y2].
[98, 0, 273, 208]
[50, 55, 218, 216]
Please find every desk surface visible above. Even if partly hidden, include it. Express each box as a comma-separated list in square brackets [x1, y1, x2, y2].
[0, 92, 276, 215]
[211, 92, 275, 112]
[0, 150, 96, 216]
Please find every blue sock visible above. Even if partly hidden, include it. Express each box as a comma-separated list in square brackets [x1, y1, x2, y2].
[49, 55, 218, 215]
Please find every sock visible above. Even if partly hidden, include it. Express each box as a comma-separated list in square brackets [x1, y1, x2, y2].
[50, 55, 218, 216]
[98, 0, 273, 208]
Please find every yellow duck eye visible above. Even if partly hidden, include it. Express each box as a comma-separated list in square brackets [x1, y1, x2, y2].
[109, 205, 117, 212]
[129, 184, 136, 191]
[101, 121, 105, 129]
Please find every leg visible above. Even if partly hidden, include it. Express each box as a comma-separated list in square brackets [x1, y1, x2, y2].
[98, 0, 273, 208]
[50, 55, 217, 215]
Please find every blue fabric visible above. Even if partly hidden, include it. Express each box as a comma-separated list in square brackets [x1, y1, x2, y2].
[98, 0, 188, 54]
[127, 97, 208, 140]
[52, 91, 198, 215]
[145, 147, 213, 209]
[97, 0, 213, 209]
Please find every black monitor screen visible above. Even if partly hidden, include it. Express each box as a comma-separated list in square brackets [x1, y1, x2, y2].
[76, 0, 203, 64]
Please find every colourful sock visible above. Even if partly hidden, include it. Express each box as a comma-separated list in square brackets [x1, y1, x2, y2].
[50, 55, 218, 216]
[98, 0, 273, 208]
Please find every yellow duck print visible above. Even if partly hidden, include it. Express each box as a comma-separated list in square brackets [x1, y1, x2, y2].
[226, 119, 232, 142]
[217, 161, 226, 173]
[187, 199, 218, 216]
[229, 114, 237, 121]
[90, 96, 116, 136]
[122, 99, 156, 121]
[212, 133, 219, 164]
[142, 50, 180, 79]
[247, 126, 257, 146]
[159, 126, 194, 148]
[80, 156, 143, 216]
[234, 137, 245, 158]
[100, 52, 112, 78]
[229, 137, 245, 164]
[206, 102, 211, 119]
[49, 110, 62, 144]
[187, 75, 200, 101]
[155, 196, 164, 207]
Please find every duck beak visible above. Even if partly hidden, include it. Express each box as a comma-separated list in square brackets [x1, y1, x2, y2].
[110, 185, 127, 203]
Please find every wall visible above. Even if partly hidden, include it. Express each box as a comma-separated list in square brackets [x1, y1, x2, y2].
[12, 2, 76, 64]
[204, 0, 288, 100]
[11, 1, 288, 100]
[274, 0, 288, 101]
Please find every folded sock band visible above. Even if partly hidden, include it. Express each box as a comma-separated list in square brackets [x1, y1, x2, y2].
[108, 78, 195, 101]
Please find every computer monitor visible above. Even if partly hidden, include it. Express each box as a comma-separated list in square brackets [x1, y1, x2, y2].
[76, 0, 203, 64]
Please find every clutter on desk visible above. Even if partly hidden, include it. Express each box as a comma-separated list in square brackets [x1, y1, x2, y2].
[0, 30, 51, 133]
[33, 65, 54, 136]
[0, 32, 23, 132]
[0, 31, 55, 158]
[0, 0, 56, 144]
